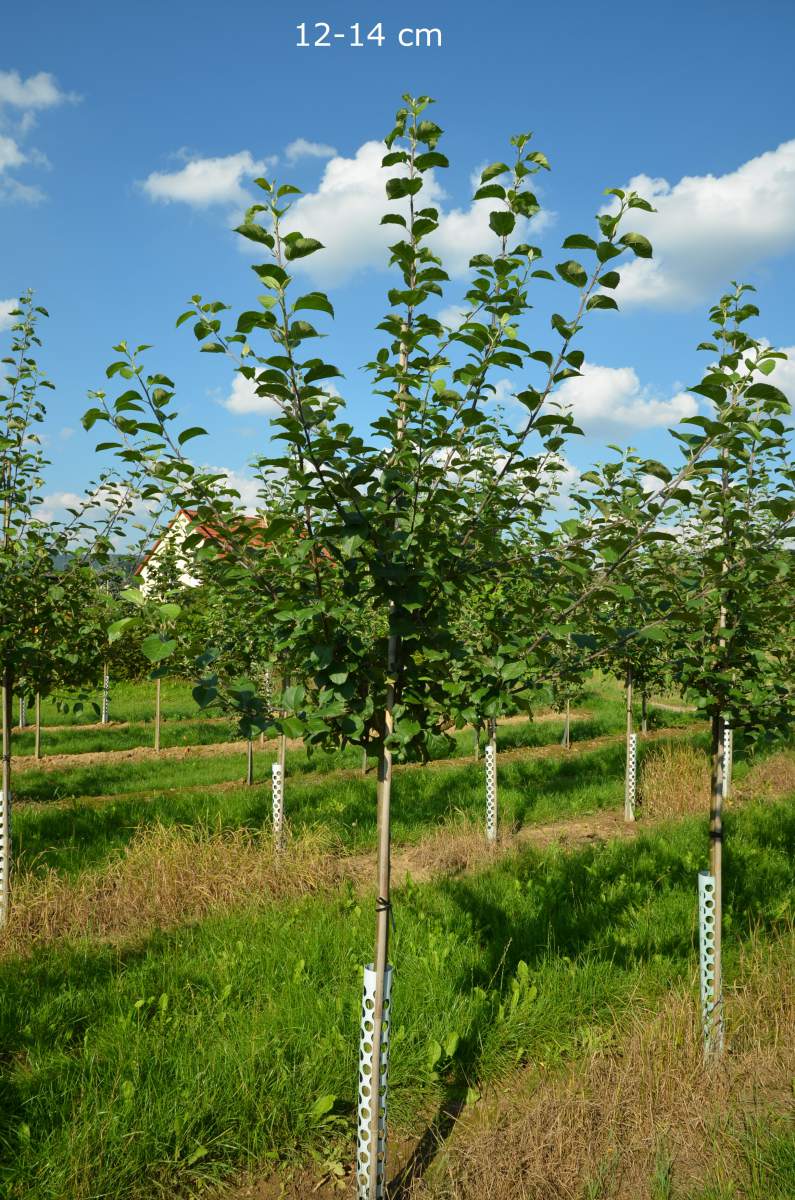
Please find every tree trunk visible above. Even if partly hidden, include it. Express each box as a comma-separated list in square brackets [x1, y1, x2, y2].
[624, 666, 635, 822]
[1, 665, 13, 926]
[641, 690, 648, 735]
[361, 746, 368, 776]
[708, 712, 725, 1054]
[246, 738, 254, 786]
[473, 724, 479, 762]
[154, 677, 162, 752]
[101, 663, 110, 725]
[366, 630, 398, 1197]
[561, 699, 571, 749]
[18, 694, 27, 729]
[34, 692, 41, 760]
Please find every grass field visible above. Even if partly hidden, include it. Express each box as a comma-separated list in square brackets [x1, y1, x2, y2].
[1, 675, 792, 1200]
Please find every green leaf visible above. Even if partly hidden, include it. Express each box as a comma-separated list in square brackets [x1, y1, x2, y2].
[234, 222, 274, 247]
[555, 260, 587, 288]
[489, 211, 516, 237]
[178, 426, 207, 445]
[481, 162, 510, 182]
[293, 292, 335, 318]
[586, 295, 618, 311]
[618, 232, 653, 258]
[141, 635, 177, 663]
[562, 234, 597, 251]
[283, 236, 324, 261]
[308, 1094, 336, 1122]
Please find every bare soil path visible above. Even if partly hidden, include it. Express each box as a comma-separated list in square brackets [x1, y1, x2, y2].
[13, 720, 703, 810]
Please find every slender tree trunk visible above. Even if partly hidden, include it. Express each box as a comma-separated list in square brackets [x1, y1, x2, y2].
[709, 711, 725, 1053]
[641, 691, 648, 735]
[34, 692, 41, 760]
[18, 693, 26, 729]
[1, 665, 13, 926]
[561, 698, 571, 749]
[361, 746, 368, 776]
[473, 724, 479, 762]
[368, 628, 397, 1194]
[246, 738, 254, 786]
[624, 666, 635, 822]
[154, 677, 162, 752]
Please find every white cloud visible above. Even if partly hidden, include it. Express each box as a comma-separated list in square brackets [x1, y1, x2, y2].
[206, 466, 261, 514]
[0, 298, 18, 331]
[606, 141, 795, 308]
[436, 304, 468, 329]
[768, 347, 795, 403]
[142, 150, 274, 209]
[0, 135, 26, 172]
[0, 70, 73, 203]
[220, 374, 280, 416]
[554, 361, 698, 431]
[0, 70, 78, 111]
[285, 137, 337, 163]
[280, 140, 551, 284]
[33, 490, 84, 522]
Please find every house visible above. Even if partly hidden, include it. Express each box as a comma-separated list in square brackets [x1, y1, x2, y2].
[133, 508, 265, 594]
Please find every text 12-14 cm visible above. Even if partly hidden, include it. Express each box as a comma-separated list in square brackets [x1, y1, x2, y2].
[296, 23, 443, 48]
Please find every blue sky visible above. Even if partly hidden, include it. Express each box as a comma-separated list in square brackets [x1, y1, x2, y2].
[1, 0, 794, 518]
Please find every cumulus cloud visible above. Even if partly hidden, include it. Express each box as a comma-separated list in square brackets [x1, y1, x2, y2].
[33, 490, 85, 522]
[285, 137, 338, 163]
[0, 298, 18, 331]
[142, 150, 275, 208]
[605, 141, 795, 308]
[0, 70, 79, 111]
[206, 466, 262, 514]
[280, 140, 551, 284]
[220, 373, 280, 416]
[0, 69, 75, 201]
[768, 347, 795, 403]
[554, 361, 698, 432]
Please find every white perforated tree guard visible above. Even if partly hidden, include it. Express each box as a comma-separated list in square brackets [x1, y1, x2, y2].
[722, 725, 733, 800]
[485, 741, 497, 842]
[698, 869, 723, 1057]
[356, 963, 393, 1199]
[0, 788, 9, 926]
[101, 667, 110, 725]
[271, 761, 284, 849]
[18, 696, 27, 728]
[624, 732, 637, 821]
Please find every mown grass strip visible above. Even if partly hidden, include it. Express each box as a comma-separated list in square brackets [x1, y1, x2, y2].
[13, 732, 710, 879]
[0, 801, 792, 1199]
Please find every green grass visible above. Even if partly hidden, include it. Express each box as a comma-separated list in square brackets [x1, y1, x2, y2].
[13, 675, 696, 762]
[12, 717, 237, 758]
[0, 800, 792, 1200]
[13, 731, 714, 879]
[29, 678, 201, 727]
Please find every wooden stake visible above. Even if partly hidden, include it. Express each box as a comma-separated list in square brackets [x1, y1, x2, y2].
[246, 738, 254, 786]
[368, 626, 397, 1198]
[562, 699, 571, 749]
[34, 692, 41, 760]
[1, 667, 12, 927]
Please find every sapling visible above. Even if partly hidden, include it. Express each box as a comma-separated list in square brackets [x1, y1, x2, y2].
[86, 94, 685, 1193]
